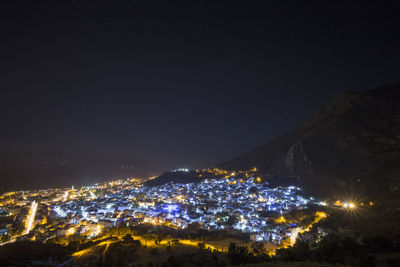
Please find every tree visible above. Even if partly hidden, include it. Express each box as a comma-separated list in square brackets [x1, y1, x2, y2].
[228, 242, 250, 265]
[122, 234, 134, 243]
[197, 242, 205, 249]
[156, 232, 164, 245]
[250, 242, 266, 255]
[292, 241, 311, 260]
[363, 236, 392, 253]
[150, 248, 159, 255]
[227, 216, 237, 226]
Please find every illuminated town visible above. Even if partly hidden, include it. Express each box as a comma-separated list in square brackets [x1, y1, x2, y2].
[0, 166, 381, 266]
[0, 168, 335, 249]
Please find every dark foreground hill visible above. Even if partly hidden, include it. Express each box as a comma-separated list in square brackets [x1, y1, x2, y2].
[218, 84, 400, 197]
[144, 170, 204, 187]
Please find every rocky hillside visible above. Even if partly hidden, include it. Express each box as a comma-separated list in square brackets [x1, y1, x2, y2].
[218, 84, 400, 197]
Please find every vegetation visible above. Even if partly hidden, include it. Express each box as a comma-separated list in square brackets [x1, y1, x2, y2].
[274, 234, 400, 266]
[0, 241, 72, 265]
[2, 197, 400, 266]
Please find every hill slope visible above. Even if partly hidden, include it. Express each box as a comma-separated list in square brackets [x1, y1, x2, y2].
[143, 170, 203, 187]
[218, 84, 400, 196]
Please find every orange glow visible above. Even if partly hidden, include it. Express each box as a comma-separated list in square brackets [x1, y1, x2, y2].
[66, 227, 76, 236]
[335, 200, 343, 206]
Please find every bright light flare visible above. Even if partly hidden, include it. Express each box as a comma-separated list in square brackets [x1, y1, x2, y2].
[343, 201, 356, 210]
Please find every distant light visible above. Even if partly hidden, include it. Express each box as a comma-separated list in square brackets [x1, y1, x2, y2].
[319, 201, 327, 206]
[343, 202, 356, 209]
[335, 200, 343, 206]
[173, 168, 189, 172]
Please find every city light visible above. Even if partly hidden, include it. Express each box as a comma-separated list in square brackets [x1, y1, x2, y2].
[0, 168, 330, 252]
[25, 201, 38, 235]
[343, 201, 357, 210]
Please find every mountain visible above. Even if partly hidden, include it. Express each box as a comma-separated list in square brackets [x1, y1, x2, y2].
[217, 84, 400, 197]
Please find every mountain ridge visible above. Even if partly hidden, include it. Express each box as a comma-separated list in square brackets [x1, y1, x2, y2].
[217, 84, 400, 197]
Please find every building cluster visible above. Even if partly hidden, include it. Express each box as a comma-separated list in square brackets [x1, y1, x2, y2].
[0, 171, 324, 246]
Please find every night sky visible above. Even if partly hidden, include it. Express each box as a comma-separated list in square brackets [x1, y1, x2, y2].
[1, 1, 400, 172]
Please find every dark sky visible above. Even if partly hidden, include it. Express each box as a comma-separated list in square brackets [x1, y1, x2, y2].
[1, 0, 400, 169]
